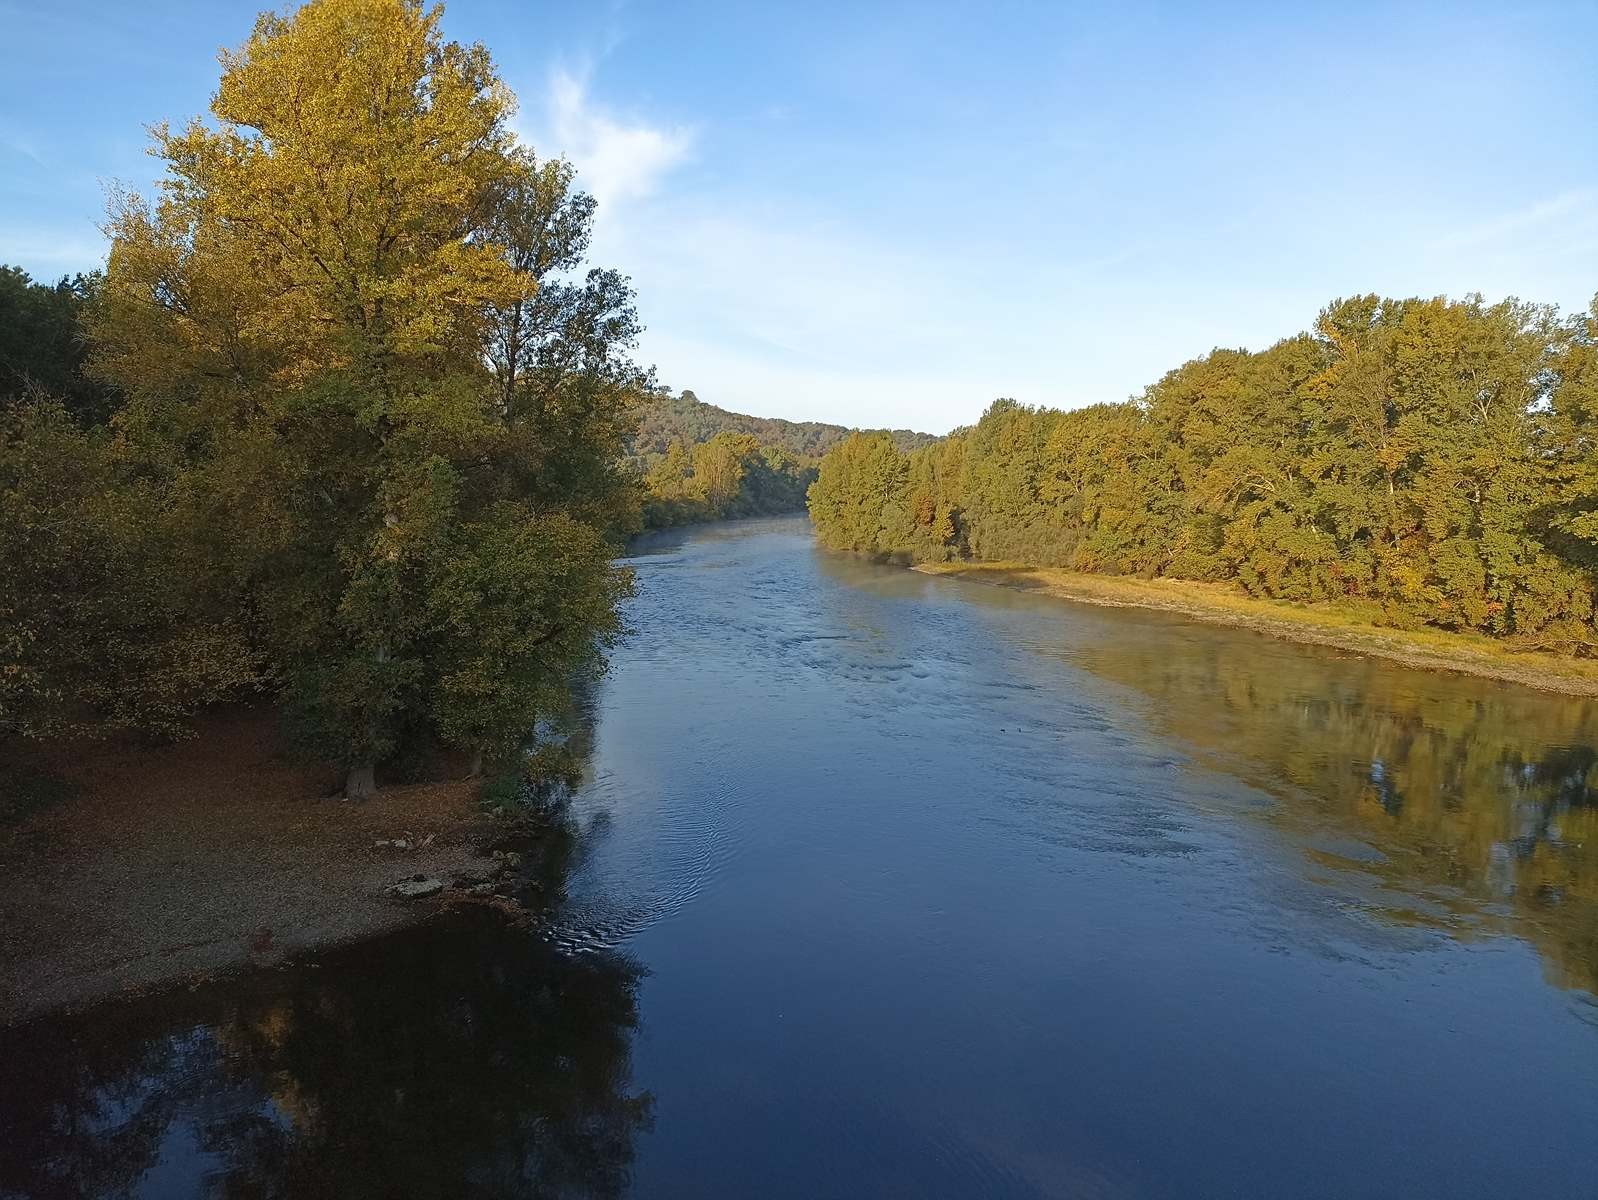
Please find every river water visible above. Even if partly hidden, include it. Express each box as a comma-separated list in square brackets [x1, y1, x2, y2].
[4, 515, 1598, 1198]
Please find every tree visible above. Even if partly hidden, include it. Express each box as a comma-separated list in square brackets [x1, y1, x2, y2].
[807, 292, 1598, 653]
[807, 432, 910, 555]
[1545, 298, 1598, 567]
[690, 431, 761, 512]
[483, 152, 648, 534]
[86, 0, 635, 796]
[0, 400, 257, 739]
[0, 267, 120, 425]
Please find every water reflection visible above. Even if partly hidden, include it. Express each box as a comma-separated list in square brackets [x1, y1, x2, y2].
[1072, 624, 1598, 991]
[9, 518, 1598, 1200]
[0, 898, 651, 1200]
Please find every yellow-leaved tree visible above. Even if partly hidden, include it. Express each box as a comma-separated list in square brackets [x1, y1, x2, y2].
[88, 0, 639, 797]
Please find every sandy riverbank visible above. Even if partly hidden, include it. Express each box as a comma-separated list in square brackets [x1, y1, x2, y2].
[0, 708, 506, 1027]
[913, 562, 1598, 697]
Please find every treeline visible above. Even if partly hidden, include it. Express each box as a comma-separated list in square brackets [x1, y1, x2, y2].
[632, 389, 934, 462]
[0, 268, 121, 425]
[0, 0, 647, 796]
[809, 293, 1598, 653]
[639, 432, 816, 528]
[629, 390, 934, 529]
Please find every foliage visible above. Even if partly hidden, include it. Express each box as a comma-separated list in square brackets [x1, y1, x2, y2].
[809, 293, 1598, 654]
[0, 267, 121, 425]
[0, 400, 258, 738]
[640, 431, 816, 527]
[805, 432, 910, 553]
[0, 0, 643, 795]
[631, 389, 934, 463]
[630, 390, 935, 529]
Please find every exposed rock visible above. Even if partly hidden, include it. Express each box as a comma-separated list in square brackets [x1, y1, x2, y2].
[450, 864, 495, 887]
[374, 833, 436, 852]
[387, 876, 444, 899]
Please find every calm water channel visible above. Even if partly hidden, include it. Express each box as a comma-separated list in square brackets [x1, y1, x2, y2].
[4, 515, 1598, 1198]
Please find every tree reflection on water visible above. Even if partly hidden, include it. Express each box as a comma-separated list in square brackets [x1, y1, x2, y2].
[1077, 630, 1598, 993]
[1, 891, 651, 1200]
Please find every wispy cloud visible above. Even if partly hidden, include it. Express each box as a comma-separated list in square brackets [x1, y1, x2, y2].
[514, 68, 966, 425]
[508, 69, 1290, 432]
[0, 132, 45, 168]
[1433, 187, 1598, 252]
[597, 195, 1073, 430]
[512, 66, 1063, 430]
[526, 68, 695, 212]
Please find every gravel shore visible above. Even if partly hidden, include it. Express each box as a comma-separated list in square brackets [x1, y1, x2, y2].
[0, 708, 497, 1027]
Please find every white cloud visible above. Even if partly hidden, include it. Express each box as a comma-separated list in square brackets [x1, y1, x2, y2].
[513, 68, 1010, 430]
[508, 69, 1212, 433]
[528, 68, 694, 212]
[601, 197, 1044, 432]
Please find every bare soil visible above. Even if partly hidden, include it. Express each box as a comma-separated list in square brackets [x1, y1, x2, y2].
[0, 707, 499, 1027]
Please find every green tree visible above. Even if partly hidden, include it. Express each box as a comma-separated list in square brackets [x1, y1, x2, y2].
[0, 267, 120, 425]
[85, 0, 636, 796]
[690, 431, 761, 512]
[807, 432, 910, 555]
[0, 400, 257, 739]
[808, 291, 1598, 654]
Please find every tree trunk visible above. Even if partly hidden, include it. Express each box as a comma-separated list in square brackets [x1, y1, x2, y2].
[467, 748, 485, 778]
[346, 762, 376, 801]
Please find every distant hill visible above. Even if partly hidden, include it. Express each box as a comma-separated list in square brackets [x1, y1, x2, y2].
[631, 390, 937, 463]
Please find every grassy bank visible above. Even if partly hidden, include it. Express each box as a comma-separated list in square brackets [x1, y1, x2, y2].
[912, 561, 1598, 697]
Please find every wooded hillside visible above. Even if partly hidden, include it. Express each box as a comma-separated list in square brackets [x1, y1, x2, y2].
[631, 390, 935, 463]
[631, 390, 934, 529]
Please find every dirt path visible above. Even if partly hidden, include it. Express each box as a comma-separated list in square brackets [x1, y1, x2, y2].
[0, 708, 499, 1026]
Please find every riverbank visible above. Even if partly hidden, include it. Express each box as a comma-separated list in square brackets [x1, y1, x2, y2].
[632, 506, 810, 541]
[0, 707, 508, 1027]
[913, 561, 1598, 697]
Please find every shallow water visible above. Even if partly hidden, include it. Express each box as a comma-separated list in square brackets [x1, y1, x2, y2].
[5, 515, 1598, 1198]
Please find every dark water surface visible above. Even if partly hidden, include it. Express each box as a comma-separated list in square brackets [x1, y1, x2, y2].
[5, 516, 1598, 1198]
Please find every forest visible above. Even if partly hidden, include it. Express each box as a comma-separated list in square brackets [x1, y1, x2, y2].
[629, 390, 932, 528]
[632, 389, 934, 461]
[0, 0, 923, 793]
[636, 429, 816, 528]
[0, 0, 653, 796]
[809, 293, 1598, 654]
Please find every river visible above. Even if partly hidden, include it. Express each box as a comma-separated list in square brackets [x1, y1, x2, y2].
[4, 515, 1597, 1198]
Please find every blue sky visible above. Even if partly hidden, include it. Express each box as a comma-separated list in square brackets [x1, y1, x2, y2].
[3, 1, 1596, 433]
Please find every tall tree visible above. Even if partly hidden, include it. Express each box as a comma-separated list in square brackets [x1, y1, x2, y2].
[807, 433, 910, 555]
[87, 0, 634, 795]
